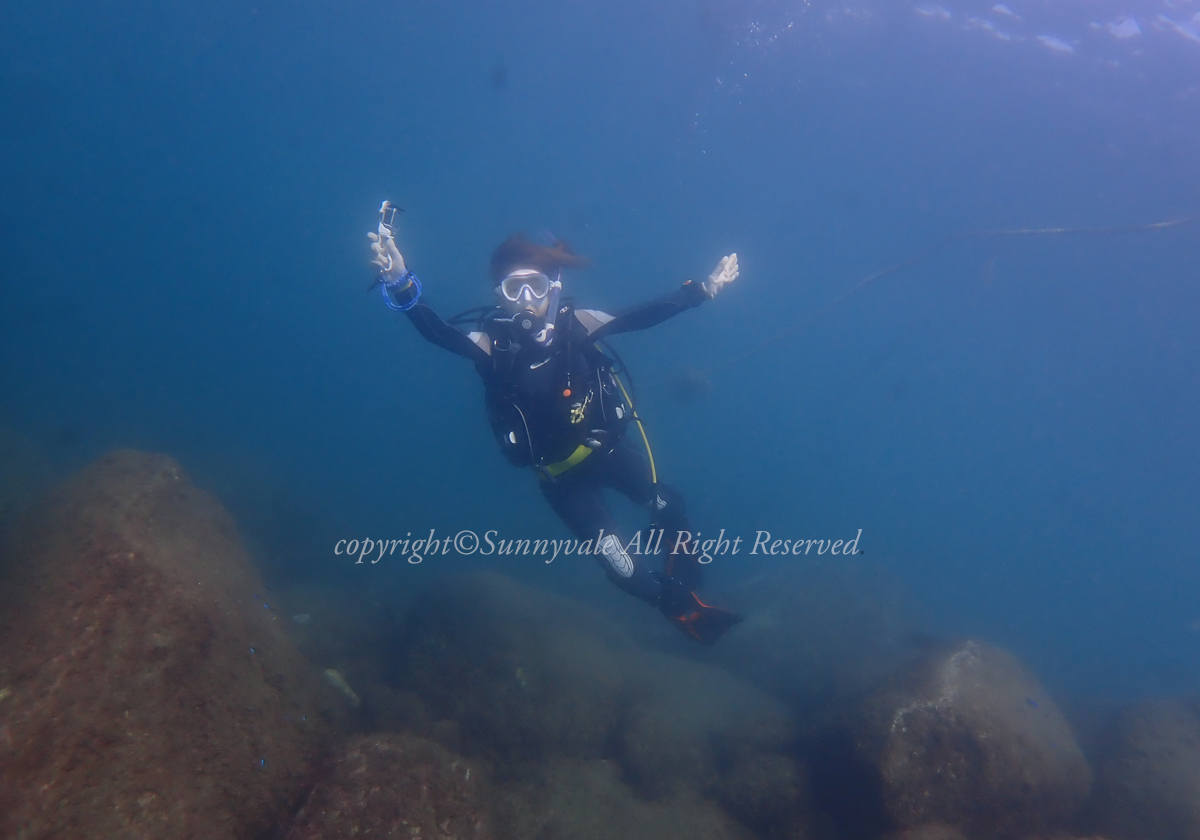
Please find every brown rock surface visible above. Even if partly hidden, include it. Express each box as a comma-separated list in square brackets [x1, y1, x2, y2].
[715, 563, 918, 720]
[283, 732, 491, 840]
[616, 652, 796, 801]
[493, 757, 758, 840]
[715, 752, 812, 840]
[400, 571, 635, 763]
[0, 450, 330, 840]
[399, 573, 813, 838]
[1088, 698, 1200, 840]
[882, 827, 969, 840]
[817, 640, 1091, 840]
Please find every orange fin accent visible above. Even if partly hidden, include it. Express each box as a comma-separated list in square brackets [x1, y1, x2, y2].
[670, 595, 743, 646]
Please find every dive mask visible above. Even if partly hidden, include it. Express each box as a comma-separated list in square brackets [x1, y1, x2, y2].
[498, 269, 554, 303]
[496, 268, 563, 346]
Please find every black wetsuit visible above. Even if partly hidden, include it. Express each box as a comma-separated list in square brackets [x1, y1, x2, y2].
[395, 279, 710, 606]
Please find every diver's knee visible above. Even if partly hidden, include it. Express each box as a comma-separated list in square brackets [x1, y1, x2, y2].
[595, 534, 659, 600]
[597, 532, 637, 580]
[646, 483, 679, 510]
[647, 484, 686, 520]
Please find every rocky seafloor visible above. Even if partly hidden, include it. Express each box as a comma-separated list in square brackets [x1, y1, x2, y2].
[1, 449, 1196, 840]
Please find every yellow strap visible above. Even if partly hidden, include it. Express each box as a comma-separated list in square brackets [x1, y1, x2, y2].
[612, 372, 657, 485]
[539, 352, 654, 483]
[543, 444, 594, 477]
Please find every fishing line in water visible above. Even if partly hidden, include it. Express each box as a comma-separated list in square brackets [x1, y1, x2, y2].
[712, 213, 1200, 374]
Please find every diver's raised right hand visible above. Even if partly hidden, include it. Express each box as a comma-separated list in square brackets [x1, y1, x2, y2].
[703, 253, 739, 299]
[368, 201, 408, 283]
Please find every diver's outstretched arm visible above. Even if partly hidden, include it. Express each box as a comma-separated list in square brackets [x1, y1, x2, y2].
[403, 302, 491, 362]
[581, 254, 739, 340]
[368, 201, 490, 363]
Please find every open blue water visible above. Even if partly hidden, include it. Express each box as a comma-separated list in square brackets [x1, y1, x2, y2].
[2, 0, 1198, 700]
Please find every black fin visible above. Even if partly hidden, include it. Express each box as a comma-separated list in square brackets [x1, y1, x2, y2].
[670, 595, 743, 646]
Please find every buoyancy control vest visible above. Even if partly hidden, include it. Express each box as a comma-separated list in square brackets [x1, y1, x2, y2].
[476, 304, 631, 470]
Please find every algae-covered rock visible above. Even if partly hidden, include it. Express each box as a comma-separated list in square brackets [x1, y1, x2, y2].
[715, 752, 812, 840]
[284, 732, 491, 840]
[816, 639, 1091, 840]
[882, 826, 970, 840]
[0, 450, 331, 840]
[493, 757, 757, 840]
[715, 563, 918, 719]
[1087, 698, 1200, 840]
[398, 573, 814, 838]
[400, 572, 636, 763]
[616, 651, 796, 801]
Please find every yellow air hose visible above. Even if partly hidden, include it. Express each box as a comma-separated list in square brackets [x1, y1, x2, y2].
[612, 367, 657, 485]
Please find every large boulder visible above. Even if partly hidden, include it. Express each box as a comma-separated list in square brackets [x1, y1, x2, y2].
[398, 573, 813, 838]
[0, 450, 331, 840]
[283, 732, 491, 840]
[1087, 698, 1200, 840]
[814, 639, 1091, 840]
[399, 572, 635, 763]
[715, 563, 919, 720]
[714, 752, 812, 840]
[616, 652, 797, 801]
[492, 757, 758, 840]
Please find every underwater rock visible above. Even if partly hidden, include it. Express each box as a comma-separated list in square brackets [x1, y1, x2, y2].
[714, 563, 920, 722]
[358, 682, 437, 737]
[815, 640, 1091, 840]
[0, 450, 331, 840]
[284, 732, 491, 840]
[399, 573, 813, 837]
[881, 826, 969, 840]
[493, 756, 757, 840]
[616, 651, 797, 802]
[1086, 697, 1200, 840]
[399, 571, 636, 763]
[272, 580, 413, 731]
[715, 752, 812, 840]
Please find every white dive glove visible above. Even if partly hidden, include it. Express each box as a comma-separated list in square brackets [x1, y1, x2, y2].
[367, 200, 407, 283]
[703, 253, 739, 299]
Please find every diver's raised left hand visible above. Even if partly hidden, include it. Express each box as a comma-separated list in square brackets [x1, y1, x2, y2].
[703, 253, 738, 299]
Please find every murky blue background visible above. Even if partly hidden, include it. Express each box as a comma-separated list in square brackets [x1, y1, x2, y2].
[2, 0, 1198, 699]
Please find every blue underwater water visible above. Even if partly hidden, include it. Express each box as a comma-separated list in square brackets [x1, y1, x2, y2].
[1, 0, 1198, 703]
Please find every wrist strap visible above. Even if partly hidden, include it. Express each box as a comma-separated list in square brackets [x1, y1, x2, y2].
[382, 270, 422, 311]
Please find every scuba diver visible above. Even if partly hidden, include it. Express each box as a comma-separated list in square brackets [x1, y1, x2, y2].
[367, 201, 743, 645]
